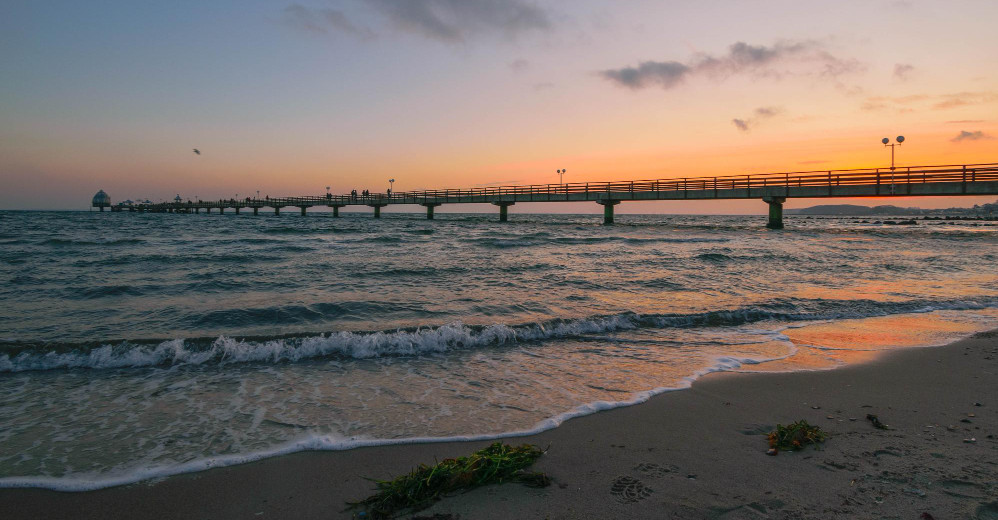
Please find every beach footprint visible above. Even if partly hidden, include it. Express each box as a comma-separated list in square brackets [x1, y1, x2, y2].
[610, 476, 653, 503]
[634, 462, 679, 478]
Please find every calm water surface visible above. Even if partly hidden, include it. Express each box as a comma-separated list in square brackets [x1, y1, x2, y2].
[1, 210, 996, 489]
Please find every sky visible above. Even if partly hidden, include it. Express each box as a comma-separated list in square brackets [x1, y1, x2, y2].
[2, 0, 997, 212]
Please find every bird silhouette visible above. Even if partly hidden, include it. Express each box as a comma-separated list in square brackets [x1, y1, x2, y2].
[193, 149, 201, 155]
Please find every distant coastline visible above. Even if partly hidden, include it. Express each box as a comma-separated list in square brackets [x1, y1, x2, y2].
[787, 199, 998, 216]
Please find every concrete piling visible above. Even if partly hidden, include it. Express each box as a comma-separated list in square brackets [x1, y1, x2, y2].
[764, 197, 785, 229]
[599, 200, 620, 225]
[423, 203, 441, 220]
[493, 202, 514, 222]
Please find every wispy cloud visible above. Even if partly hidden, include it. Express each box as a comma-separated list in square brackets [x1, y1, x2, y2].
[934, 91, 998, 110]
[951, 130, 994, 142]
[599, 40, 863, 91]
[893, 63, 914, 81]
[509, 58, 530, 73]
[371, 0, 550, 42]
[946, 119, 985, 124]
[861, 91, 997, 112]
[285, 0, 551, 44]
[601, 61, 689, 90]
[731, 106, 782, 132]
[283, 4, 376, 39]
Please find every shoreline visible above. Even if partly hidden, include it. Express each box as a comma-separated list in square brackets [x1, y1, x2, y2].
[4, 329, 996, 519]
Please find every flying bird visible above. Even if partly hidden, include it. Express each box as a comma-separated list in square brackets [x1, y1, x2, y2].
[193, 149, 201, 155]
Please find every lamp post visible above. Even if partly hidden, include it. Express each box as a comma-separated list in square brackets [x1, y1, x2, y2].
[557, 169, 566, 184]
[389, 178, 395, 194]
[256, 190, 260, 200]
[881, 135, 905, 171]
[881, 135, 905, 194]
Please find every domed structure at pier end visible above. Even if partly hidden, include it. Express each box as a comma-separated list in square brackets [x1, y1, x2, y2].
[92, 190, 111, 211]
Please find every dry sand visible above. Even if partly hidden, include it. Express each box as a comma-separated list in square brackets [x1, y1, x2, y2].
[3, 330, 997, 520]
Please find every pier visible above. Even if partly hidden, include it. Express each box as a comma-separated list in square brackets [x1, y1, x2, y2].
[104, 163, 998, 228]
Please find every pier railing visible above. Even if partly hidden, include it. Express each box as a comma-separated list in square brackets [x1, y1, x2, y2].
[127, 162, 998, 209]
[255, 163, 998, 206]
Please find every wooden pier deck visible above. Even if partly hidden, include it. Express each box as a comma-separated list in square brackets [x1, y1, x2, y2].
[101, 163, 998, 228]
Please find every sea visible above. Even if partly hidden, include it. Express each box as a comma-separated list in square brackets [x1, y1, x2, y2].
[1, 210, 996, 491]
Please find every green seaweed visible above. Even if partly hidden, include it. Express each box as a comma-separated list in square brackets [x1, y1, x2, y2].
[349, 442, 549, 519]
[767, 420, 827, 451]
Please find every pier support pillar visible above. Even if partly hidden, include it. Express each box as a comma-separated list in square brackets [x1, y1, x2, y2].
[235, 207, 240, 215]
[195, 208, 199, 214]
[598, 200, 620, 225]
[369, 204, 386, 218]
[219, 207, 224, 214]
[423, 203, 441, 220]
[274, 207, 280, 216]
[253, 207, 258, 216]
[328, 205, 343, 217]
[493, 202, 514, 222]
[206, 208, 211, 214]
[764, 197, 785, 229]
[300, 206, 307, 216]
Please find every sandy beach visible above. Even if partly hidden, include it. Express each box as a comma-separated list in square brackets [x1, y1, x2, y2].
[4, 329, 996, 520]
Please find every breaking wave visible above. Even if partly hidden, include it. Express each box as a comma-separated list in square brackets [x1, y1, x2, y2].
[2, 296, 994, 372]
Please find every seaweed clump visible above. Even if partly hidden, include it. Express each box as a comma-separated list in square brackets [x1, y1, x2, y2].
[767, 420, 827, 453]
[350, 442, 549, 519]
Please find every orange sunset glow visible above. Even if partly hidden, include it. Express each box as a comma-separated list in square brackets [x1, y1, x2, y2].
[2, 1, 996, 212]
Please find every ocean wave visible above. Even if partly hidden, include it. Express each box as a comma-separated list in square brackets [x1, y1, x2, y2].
[40, 237, 146, 247]
[696, 252, 730, 262]
[1, 296, 994, 373]
[189, 301, 427, 328]
[469, 235, 731, 249]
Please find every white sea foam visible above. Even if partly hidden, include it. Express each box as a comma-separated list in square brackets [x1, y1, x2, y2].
[0, 349, 773, 492]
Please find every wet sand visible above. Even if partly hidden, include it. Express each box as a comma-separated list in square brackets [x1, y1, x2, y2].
[4, 330, 997, 519]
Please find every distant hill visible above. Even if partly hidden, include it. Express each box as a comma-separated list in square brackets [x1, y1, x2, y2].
[786, 204, 921, 216]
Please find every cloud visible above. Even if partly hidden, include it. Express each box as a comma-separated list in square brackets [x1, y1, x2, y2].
[283, 4, 376, 38]
[369, 0, 549, 43]
[509, 58, 530, 73]
[599, 40, 863, 91]
[284, 0, 550, 43]
[934, 91, 998, 110]
[731, 106, 782, 132]
[893, 63, 914, 81]
[600, 61, 690, 90]
[861, 91, 997, 112]
[946, 119, 985, 124]
[951, 130, 994, 142]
